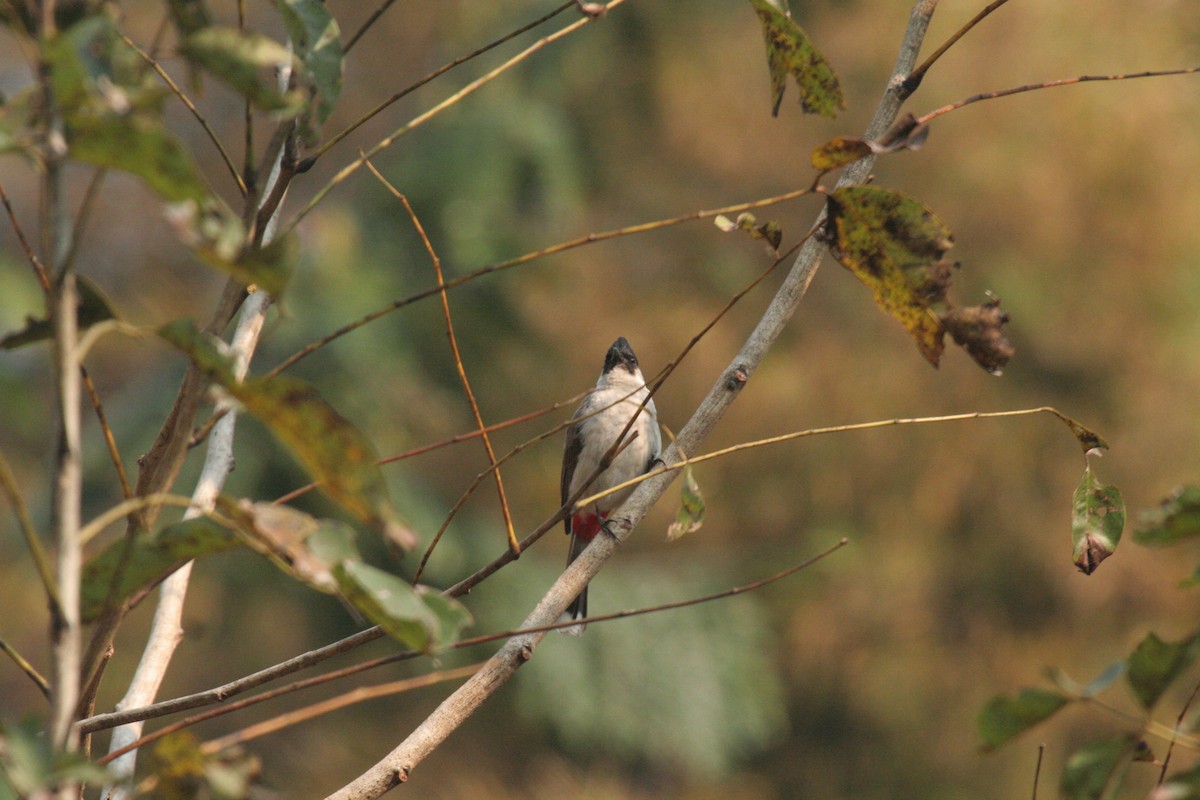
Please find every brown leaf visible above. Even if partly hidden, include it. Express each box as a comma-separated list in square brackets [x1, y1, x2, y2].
[941, 297, 1015, 376]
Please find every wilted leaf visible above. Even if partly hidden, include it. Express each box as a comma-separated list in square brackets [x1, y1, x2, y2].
[875, 113, 931, 152]
[334, 561, 469, 651]
[1126, 631, 1200, 710]
[278, 0, 343, 125]
[224, 501, 360, 593]
[1060, 733, 1137, 800]
[667, 465, 705, 541]
[941, 297, 1014, 375]
[81, 517, 241, 622]
[823, 185, 955, 365]
[1082, 660, 1127, 697]
[811, 137, 877, 171]
[1151, 761, 1200, 800]
[159, 319, 417, 552]
[1, 276, 118, 350]
[713, 212, 782, 251]
[180, 27, 305, 115]
[1072, 466, 1124, 575]
[747, 0, 843, 118]
[1061, 417, 1109, 455]
[1135, 485, 1200, 547]
[148, 731, 261, 799]
[977, 687, 1069, 751]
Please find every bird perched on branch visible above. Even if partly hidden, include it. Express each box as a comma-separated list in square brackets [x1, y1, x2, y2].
[559, 337, 661, 635]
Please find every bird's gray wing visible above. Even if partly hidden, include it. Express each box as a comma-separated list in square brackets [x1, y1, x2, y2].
[560, 413, 586, 536]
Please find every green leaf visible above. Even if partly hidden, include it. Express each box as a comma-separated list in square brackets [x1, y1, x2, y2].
[1126, 631, 1200, 710]
[823, 186, 956, 366]
[333, 561, 471, 652]
[1135, 485, 1200, 548]
[224, 501, 360, 593]
[0, 717, 111, 794]
[81, 517, 241, 623]
[278, 0, 343, 125]
[416, 585, 474, 646]
[166, 0, 212, 36]
[180, 27, 305, 115]
[68, 112, 210, 203]
[1072, 466, 1125, 575]
[0, 86, 35, 158]
[1153, 760, 1200, 800]
[1, 276, 118, 350]
[747, 0, 842, 118]
[1060, 733, 1137, 800]
[159, 319, 417, 552]
[977, 688, 1069, 751]
[667, 465, 705, 541]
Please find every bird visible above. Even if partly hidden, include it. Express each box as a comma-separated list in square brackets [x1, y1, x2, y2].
[558, 337, 661, 635]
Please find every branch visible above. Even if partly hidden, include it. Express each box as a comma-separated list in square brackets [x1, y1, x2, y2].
[310, 2, 576, 167]
[268, 185, 811, 378]
[365, 159, 520, 555]
[325, 4, 940, 797]
[902, 0, 1012, 94]
[287, 0, 627, 229]
[915, 66, 1200, 126]
[0, 636, 50, 698]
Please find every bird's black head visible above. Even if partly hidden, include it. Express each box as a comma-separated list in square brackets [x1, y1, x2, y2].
[602, 336, 640, 374]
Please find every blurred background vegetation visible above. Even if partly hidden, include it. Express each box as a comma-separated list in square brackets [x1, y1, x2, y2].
[3, 0, 1200, 797]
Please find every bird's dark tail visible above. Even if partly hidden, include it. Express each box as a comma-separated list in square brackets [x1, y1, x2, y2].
[558, 530, 590, 635]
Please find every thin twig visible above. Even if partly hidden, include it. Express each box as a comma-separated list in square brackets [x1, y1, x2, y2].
[575, 406, 1093, 511]
[272, 391, 585, 506]
[343, 0, 402, 54]
[915, 67, 1200, 126]
[287, 0, 626, 229]
[310, 2, 576, 167]
[87, 538, 845, 746]
[81, 365, 133, 501]
[60, 167, 107, 274]
[364, 158, 520, 555]
[1032, 743, 1044, 800]
[0, 637, 50, 698]
[0, 449, 60, 613]
[200, 663, 484, 754]
[121, 33, 247, 196]
[903, 0, 1012, 94]
[268, 185, 812, 379]
[0, 180, 52, 294]
[1158, 677, 1200, 784]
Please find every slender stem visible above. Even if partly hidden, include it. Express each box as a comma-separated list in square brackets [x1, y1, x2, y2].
[903, 0, 1012, 94]
[0, 637, 50, 697]
[268, 185, 811, 378]
[915, 67, 1200, 126]
[81, 366, 133, 500]
[365, 160, 520, 555]
[343, 0, 402, 54]
[0, 449, 60, 612]
[309, 2, 575, 168]
[288, 0, 624, 229]
[0, 180, 52, 294]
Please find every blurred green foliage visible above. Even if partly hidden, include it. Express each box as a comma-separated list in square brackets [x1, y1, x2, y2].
[3, 0, 1200, 798]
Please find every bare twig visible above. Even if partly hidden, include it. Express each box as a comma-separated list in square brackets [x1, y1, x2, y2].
[325, 4, 940, 796]
[1032, 743, 1044, 800]
[87, 538, 845, 749]
[575, 406, 1094, 511]
[344, 0, 402, 53]
[0, 636, 50, 698]
[0, 449, 60, 613]
[272, 391, 585, 506]
[121, 33, 247, 195]
[310, 2, 576, 167]
[364, 159, 520, 555]
[1158, 677, 1200, 784]
[268, 185, 812, 379]
[0, 180, 52, 294]
[81, 365, 133, 501]
[201, 664, 485, 754]
[915, 67, 1200, 126]
[903, 0, 1012, 94]
[288, 0, 627, 229]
